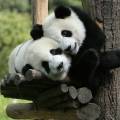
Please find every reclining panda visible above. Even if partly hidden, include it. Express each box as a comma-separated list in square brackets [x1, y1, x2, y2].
[8, 37, 71, 81]
[31, 6, 120, 92]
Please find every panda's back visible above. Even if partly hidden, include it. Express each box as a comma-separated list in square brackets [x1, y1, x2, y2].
[26, 37, 58, 58]
[9, 40, 33, 74]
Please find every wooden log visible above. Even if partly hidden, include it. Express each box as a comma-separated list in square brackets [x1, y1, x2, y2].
[76, 103, 101, 120]
[53, 101, 80, 109]
[77, 87, 93, 104]
[60, 83, 69, 93]
[34, 85, 77, 108]
[68, 86, 78, 100]
[35, 94, 70, 108]
[36, 84, 68, 103]
[1, 73, 70, 101]
[32, 0, 48, 24]
[1, 82, 70, 102]
[6, 103, 79, 120]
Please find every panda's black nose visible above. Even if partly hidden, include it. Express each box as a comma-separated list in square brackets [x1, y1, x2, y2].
[65, 45, 71, 52]
[57, 62, 63, 71]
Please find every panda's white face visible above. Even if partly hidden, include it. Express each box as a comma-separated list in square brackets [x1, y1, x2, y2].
[26, 37, 71, 80]
[43, 9, 86, 54]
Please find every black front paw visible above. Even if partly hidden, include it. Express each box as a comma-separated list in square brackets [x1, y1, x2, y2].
[69, 49, 100, 88]
[22, 64, 33, 75]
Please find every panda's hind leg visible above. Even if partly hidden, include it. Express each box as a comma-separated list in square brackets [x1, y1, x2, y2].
[22, 64, 33, 75]
[70, 49, 100, 89]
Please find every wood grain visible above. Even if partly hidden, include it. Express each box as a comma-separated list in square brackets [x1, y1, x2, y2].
[32, 0, 48, 24]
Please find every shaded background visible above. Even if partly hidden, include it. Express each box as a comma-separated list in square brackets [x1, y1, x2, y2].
[0, 0, 81, 119]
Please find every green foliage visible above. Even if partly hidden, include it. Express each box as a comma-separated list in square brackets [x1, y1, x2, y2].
[0, 96, 13, 120]
[0, 95, 30, 120]
[49, 0, 82, 10]
[0, 0, 30, 13]
[0, 11, 31, 79]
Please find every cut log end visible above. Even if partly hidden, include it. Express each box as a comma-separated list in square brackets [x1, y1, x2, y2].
[60, 83, 69, 93]
[76, 103, 101, 120]
[68, 86, 78, 100]
[77, 87, 93, 104]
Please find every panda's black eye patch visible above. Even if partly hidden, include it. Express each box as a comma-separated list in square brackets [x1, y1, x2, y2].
[42, 61, 50, 74]
[61, 30, 72, 37]
[50, 48, 63, 55]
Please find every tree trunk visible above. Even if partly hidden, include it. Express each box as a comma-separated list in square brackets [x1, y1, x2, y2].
[32, 0, 48, 24]
[82, 0, 120, 119]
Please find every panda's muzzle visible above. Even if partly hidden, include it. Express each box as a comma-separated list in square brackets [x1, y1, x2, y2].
[65, 42, 77, 53]
[57, 62, 63, 71]
[65, 46, 71, 52]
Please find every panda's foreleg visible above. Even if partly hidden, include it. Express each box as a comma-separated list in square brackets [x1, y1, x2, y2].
[22, 64, 33, 75]
[100, 49, 120, 69]
[69, 49, 100, 89]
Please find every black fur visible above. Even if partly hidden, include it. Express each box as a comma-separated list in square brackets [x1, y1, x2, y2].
[22, 64, 33, 75]
[61, 30, 72, 37]
[42, 61, 50, 74]
[69, 49, 100, 89]
[50, 48, 63, 55]
[70, 49, 120, 95]
[70, 6, 106, 55]
[30, 24, 43, 40]
[55, 6, 71, 18]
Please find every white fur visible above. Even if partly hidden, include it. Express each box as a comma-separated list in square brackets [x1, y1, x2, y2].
[8, 37, 71, 81]
[43, 8, 86, 54]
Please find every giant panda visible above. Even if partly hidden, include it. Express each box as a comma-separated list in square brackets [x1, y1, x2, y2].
[30, 6, 105, 89]
[30, 6, 120, 94]
[8, 37, 71, 81]
[31, 5, 106, 55]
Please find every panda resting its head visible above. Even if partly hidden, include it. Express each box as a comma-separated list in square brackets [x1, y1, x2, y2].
[8, 37, 71, 81]
[31, 6, 106, 55]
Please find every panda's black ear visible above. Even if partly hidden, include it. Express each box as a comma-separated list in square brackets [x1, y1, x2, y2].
[30, 24, 43, 40]
[55, 6, 71, 19]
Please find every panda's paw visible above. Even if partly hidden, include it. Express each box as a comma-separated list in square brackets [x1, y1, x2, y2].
[22, 64, 33, 75]
[82, 49, 100, 81]
[85, 49, 99, 59]
[60, 38, 79, 55]
[82, 49, 100, 67]
[65, 42, 78, 54]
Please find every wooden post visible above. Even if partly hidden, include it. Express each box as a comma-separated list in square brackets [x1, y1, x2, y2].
[82, 0, 120, 119]
[6, 103, 79, 120]
[6, 102, 100, 120]
[32, 0, 48, 24]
